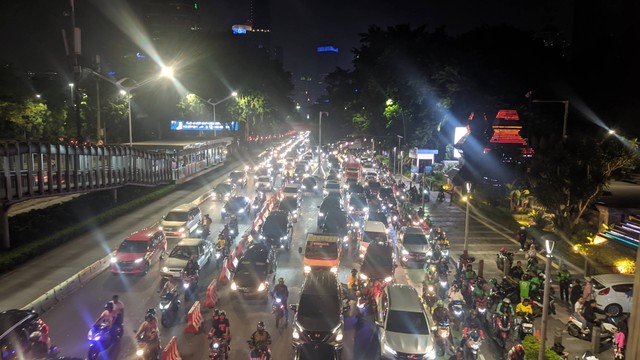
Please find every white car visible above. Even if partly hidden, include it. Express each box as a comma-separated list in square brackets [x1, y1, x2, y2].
[159, 204, 202, 239]
[591, 274, 634, 316]
[256, 176, 274, 191]
[161, 238, 213, 278]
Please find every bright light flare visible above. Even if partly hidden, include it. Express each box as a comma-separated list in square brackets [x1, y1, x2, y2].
[160, 65, 174, 78]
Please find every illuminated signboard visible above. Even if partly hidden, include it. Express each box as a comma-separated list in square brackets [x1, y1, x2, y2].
[317, 46, 339, 53]
[170, 121, 239, 131]
[453, 126, 469, 158]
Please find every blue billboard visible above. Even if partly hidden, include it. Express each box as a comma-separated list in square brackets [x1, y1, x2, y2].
[170, 120, 239, 131]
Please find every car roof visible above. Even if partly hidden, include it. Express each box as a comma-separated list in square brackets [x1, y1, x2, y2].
[301, 270, 339, 297]
[169, 203, 195, 212]
[403, 227, 425, 235]
[266, 210, 288, 221]
[242, 243, 271, 260]
[125, 228, 157, 241]
[176, 238, 204, 246]
[387, 284, 424, 312]
[216, 182, 232, 188]
[229, 170, 245, 176]
[591, 274, 634, 285]
[0, 309, 39, 339]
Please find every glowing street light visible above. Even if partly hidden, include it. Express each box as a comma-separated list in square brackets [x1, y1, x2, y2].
[160, 65, 174, 79]
[463, 182, 472, 251]
[539, 236, 556, 360]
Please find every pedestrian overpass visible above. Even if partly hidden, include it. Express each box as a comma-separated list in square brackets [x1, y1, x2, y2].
[0, 138, 232, 248]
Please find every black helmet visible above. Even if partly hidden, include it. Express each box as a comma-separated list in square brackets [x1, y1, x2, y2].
[214, 309, 220, 315]
[351, 268, 357, 274]
[278, 277, 285, 283]
[145, 313, 155, 321]
[105, 302, 114, 311]
[257, 321, 265, 331]
[146, 308, 156, 317]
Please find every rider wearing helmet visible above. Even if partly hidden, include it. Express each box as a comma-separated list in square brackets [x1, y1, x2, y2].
[272, 278, 290, 321]
[463, 310, 485, 340]
[184, 255, 200, 277]
[496, 298, 515, 316]
[464, 264, 477, 281]
[500, 247, 508, 255]
[249, 321, 272, 359]
[436, 257, 449, 275]
[432, 300, 450, 324]
[507, 343, 525, 360]
[212, 310, 231, 340]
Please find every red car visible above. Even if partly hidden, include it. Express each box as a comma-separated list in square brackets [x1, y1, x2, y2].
[110, 228, 167, 275]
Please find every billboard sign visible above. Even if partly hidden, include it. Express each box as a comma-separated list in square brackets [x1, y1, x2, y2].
[170, 121, 239, 131]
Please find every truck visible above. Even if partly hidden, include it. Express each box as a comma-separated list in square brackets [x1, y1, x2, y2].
[343, 161, 362, 183]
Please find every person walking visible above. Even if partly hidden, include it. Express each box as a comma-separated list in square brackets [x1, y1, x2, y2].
[557, 265, 572, 303]
[569, 279, 583, 308]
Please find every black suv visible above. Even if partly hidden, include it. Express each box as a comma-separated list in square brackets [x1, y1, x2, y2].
[222, 196, 251, 220]
[212, 182, 235, 202]
[0, 309, 50, 359]
[291, 270, 346, 350]
[278, 197, 300, 223]
[317, 196, 344, 228]
[260, 210, 293, 251]
[320, 210, 348, 238]
[228, 170, 247, 188]
[360, 241, 396, 283]
[230, 243, 276, 303]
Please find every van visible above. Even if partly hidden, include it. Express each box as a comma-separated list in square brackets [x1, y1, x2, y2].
[159, 204, 201, 239]
[376, 284, 436, 359]
[300, 233, 341, 274]
[291, 270, 346, 350]
[359, 221, 388, 259]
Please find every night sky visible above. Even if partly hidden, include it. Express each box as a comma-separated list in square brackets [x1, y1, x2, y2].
[0, 0, 574, 75]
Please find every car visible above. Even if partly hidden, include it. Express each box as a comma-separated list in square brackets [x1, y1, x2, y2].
[110, 228, 167, 275]
[346, 183, 365, 199]
[367, 211, 389, 228]
[301, 176, 318, 193]
[360, 242, 396, 283]
[326, 174, 339, 182]
[291, 270, 346, 349]
[317, 196, 344, 227]
[293, 343, 340, 360]
[294, 165, 308, 181]
[398, 227, 430, 267]
[260, 210, 293, 250]
[376, 284, 436, 360]
[282, 183, 302, 202]
[221, 196, 251, 220]
[255, 167, 272, 178]
[230, 243, 277, 302]
[278, 197, 300, 223]
[159, 204, 202, 239]
[378, 187, 397, 212]
[212, 182, 235, 202]
[348, 193, 368, 215]
[256, 176, 274, 192]
[161, 238, 214, 278]
[320, 210, 348, 238]
[302, 153, 314, 162]
[366, 180, 381, 198]
[323, 181, 341, 197]
[590, 274, 634, 316]
[0, 309, 50, 358]
[228, 170, 247, 188]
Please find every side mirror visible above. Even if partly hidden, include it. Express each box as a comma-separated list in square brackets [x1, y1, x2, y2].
[298, 247, 303, 254]
[290, 304, 298, 313]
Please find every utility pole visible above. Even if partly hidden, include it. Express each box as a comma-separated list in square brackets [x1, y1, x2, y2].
[71, 0, 82, 140]
[95, 55, 102, 143]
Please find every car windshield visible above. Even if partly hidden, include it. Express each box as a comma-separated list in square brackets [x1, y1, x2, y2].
[321, 198, 342, 211]
[403, 233, 428, 245]
[262, 216, 287, 236]
[165, 211, 188, 222]
[368, 181, 381, 189]
[591, 279, 605, 290]
[295, 165, 306, 173]
[305, 241, 338, 260]
[386, 310, 429, 334]
[303, 177, 316, 186]
[284, 187, 298, 194]
[237, 262, 267, 277]
[363, 231, 387, 244]
[118, 240, 148, 253]
[258, 176, 271, 182]
[299, 294, 340, 318]
[368, 213, 388, 226]
[350, 196, 367, 208]
[169, 245, 198, 260]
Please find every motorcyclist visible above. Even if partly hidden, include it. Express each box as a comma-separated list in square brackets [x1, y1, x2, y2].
[432, 300, 450, 324]
[463, 264, 477, 281]
[211, 310, 231, 341]
[507, 343, 525, 360]
[510, 261, 525, 280]
[423, 266, 438, 292]
[515, 297, 533, 317]
[519, 274, 532, 300]
[184, 255, 200, 278]
[448, 284, 465, 304]
[272, 278, 290, 321]
[249, 321, 272, 359]
[27, 331, 49, 359]
[496, 298, 515, 316]
[136, 309, 160, 357]
[436, 258, 449, 275]
[417, 207, 425, 218]
[220, 224, 231, 240]
[582, 300, 606, 330]
[161, 277, 180, 297]
[471, 283, 487, 309]
[93, 302, 114, 329]
[110, 295, 125, 329]
[202, 214, 212, 239]
[348, 268, 360, 295]
[462, 310, 485, 340]
[229, 216, 239, 236]
[529, 272, 542, 294]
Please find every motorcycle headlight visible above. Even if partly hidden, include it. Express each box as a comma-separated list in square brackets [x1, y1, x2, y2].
[238, 209, 244, 213]
[363, 207, 369, 212]
[384, 276, 393, 283]
[134, 258, 143, 263]
[423, 349, 436, 359]
[230, 282, 238, 290]
[349, 206, 354, 211]
[259, 235, 265, 239]
[353, 221, 359, 227]
[428, 286, 434, 292]
[158, 226, 164, 231]
[215, 253, 221, 259]
[402, 249, 409, 255]
[359, 273, 368, 280]
[136, 349, 144, 356]
[330, 267, 338, 273]
[159, 303, 169, 310]
[162, 266, 169, 272]
[304, 266, 311, 273]
[440, 281, 448, 287]
[178, 227, 186, 233]
[183, 282, 190, 289]
[258, 283, 266, 291]
[110, 257, 117, 263]
[292, 330, 300, 339]
[334, 329, 343, 342]
[213, 342, 219, 349]
[222, 209, 226, 213]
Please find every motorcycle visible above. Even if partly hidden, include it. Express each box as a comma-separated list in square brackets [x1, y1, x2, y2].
[463, 328, 483, 360]
[273, 297, 287, 328]
[450, 300, 465, 331]
[474, 297, 489, 327]
[135, 332, 160, 360]
[87, 322, 122, 360]
[457, 254, 476, 274]
[182, 271, 199, 301]
[514, 313, 535, 341]
[491, 313, 511, 348]
[437, 272, 449, 300]
[437, 191, 446, 203]
[160, 292, 180, 328]
[207, 334, 228, 360]
[496, 251, 514, 272]
[247, 340, 270, 360]
[434, 320, 452, 357]
[422, 283, 437, 310]
[566, 314, 615, 349]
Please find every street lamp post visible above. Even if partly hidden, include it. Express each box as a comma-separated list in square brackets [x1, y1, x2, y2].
[539, 238, 555, 360]
[463, 182, 472, 252]
[206, 91, 238, 137]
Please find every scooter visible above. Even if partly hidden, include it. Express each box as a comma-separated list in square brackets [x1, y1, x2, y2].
[422, 284, 437, 310]
[160, 292, 180, 328]
[463, 328, 483, 360]
[514, 313, 535, 341]
[434, 320, 452, 357]
[182, 271, 199, 302]
[273, 297, 287, 329]
[566, 315, 614, 349]
[437, 273, 449, 300]
[87, 322, 122, 360]
[496, 251, 514, 272]
[449, 300, 465, 331]
[491, 313, 511, 348]
[437, 191, 446, 203]
[135, 332, 160, 360]
[207, 334, 228, 360]
[247, 340, 270, 360]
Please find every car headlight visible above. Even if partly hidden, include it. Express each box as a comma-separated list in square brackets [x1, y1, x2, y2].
[221, 208, 226, 213]
[304, 266, 311, 273]
[162, 266, 169, 272]
[178, 227, 186, 233]
[343, 236, 349, 241]
[230, 282, 238, 290]
[383, 343, 397, 355]
[158, 226, 164, 231]
[384, 276, 393, 283]
[349, 206, 354, 210]
[238, 208, 245, 213]
[134, 258, 143, 263]
[363, 207, 369, 212]
[330, 267, 338, 273]
[292, 330, 300, 339]
[424, 349, 436, 360]
[359, 273, 368, 280]
[258, 283, 266, 291]
[353, 221, 359, 227]
[110, 257, 117, 263]
[318, 212, 325, 217]
[335, 329, 343, 342]
[281, 236, 288, 240]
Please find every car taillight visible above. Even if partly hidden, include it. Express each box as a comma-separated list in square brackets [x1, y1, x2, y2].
[598, 288, 610, 296]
